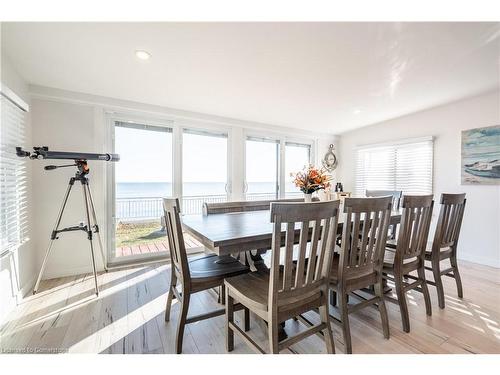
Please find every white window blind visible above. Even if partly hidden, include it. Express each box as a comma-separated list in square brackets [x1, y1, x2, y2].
[0, 91, 29, 255]
[355, 138, 433, 197]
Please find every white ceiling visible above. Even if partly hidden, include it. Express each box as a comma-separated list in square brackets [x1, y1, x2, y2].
[2, 22, 499, 134]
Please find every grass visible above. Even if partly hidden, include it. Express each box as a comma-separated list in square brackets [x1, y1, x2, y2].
[115, 220, 166, 248]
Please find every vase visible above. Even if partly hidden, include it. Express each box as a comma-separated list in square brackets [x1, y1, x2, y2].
[303, 193, 313, 203]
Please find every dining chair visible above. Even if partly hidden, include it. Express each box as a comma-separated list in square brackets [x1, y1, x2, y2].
[423, 193, 466, 309]
[366, 190, 403, 210]
[204, 197, 319, 303]
[331, 196, 392, 354]
[383, 195, 434, 332]
[366, 190, 402, 241]
[202, 197, 318, 215]
[163, 198, 251, 354]
[224, 200, 341, 354]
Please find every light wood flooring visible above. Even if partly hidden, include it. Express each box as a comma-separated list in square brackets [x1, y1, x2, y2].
[1, 259, 499, 354]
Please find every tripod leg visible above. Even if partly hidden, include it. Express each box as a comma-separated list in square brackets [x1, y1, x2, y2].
[33, 181, 74, 294]
[83, 181, 99, 296]
[86, 184, 108, 272]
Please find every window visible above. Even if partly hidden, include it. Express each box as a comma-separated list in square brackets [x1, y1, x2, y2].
[285, 142, 311, 197]
[113, 121, 173, 261]
[0, 90, 29, 256]
[355, 137, 433, 197]
[182, 129, 228, 213]
[245, 136, 279, 200]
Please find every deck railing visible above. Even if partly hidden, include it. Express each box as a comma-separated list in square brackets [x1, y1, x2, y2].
[116, 192, 303, 221]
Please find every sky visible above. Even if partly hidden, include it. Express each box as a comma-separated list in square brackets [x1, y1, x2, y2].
[115, 125, 310, 185]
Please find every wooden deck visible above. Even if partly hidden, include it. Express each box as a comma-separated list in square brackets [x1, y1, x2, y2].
[115, 233, 204, 258]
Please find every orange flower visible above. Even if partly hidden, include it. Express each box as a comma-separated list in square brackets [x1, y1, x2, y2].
[291, 165, 332, 194]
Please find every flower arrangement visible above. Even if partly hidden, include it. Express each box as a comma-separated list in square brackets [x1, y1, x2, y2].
[291, 165, 332, 194]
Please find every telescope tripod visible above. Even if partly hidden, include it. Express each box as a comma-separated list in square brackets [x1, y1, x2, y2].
[33, 161, 108, 296]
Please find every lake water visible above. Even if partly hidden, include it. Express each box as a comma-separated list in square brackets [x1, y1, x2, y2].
[116, 181, 298, 198]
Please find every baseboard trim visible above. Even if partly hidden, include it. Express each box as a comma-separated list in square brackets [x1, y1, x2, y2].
[18, 275, 36, 301]
[458, 253, 500, 269]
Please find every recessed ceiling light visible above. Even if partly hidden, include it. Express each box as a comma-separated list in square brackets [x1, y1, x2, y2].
[353, 109, 362, 115]
[135, 50, 151, 60]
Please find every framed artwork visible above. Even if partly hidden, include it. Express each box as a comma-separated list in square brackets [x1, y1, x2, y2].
[461, 124, 500, 185]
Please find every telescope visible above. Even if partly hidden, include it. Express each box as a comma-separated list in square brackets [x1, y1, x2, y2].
[16, 146, 120, 162]
[16, 146, 120, 296]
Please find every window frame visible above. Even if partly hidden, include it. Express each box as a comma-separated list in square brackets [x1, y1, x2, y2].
[181, 127, 230, 201]
[107, 115, 176, 266]
[105, 112, 316, 266]
[243, 130, 315, 199]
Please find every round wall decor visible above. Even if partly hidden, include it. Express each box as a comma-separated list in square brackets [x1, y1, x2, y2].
[322, 144, 338, 172]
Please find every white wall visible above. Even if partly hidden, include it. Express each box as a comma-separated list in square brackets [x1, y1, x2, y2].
[0, 52, 35, 322]
[338, 91, 500, 268]
[30, 86, 337, 279]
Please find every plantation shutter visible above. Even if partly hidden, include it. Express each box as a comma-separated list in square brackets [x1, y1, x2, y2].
[0, 88, 29, 256]
[355, 137, 433, 197]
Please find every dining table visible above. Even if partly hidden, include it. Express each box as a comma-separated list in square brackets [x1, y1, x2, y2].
[182, 208, 402, 259]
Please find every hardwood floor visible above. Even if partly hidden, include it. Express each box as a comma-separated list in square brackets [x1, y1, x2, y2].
[1, 259, 499, 354]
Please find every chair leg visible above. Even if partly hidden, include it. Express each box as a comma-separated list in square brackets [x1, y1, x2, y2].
[226, 290, 234, 352]
[165, 273, 177, 322]
[450, 255, 464, 299]
[338, 291, 352, 354]
[374, 282, 390, 339]
[394, 275, 410, 333]
[175, 290, 190, 354]
[417, 266, 432, 316]
[244, 307, 250, 332]
[329, 290, 337, 307]
[268, 315, 279, 354]
[319, 303, 336, 354]
[432, 260, 446, 309]
[220, 285, 226, 305]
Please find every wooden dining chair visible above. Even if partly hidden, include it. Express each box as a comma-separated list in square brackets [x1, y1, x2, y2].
[382, 195, 434, 332]
[424, 193, 466, 309]
[331, 196, 392, 354]
[163, 198, 251, 353]
[366, 190, 403, 210]
[224, 200, 341, 354]
[366, 190, 402, 240]
[202, 197, 317, 215]
[204, 197, 319, 304]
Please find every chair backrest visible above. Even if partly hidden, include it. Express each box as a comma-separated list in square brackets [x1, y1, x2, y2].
[268, 200, 340, 308]
[395, 195, 434, 262]
[163, 198, 190, 283]
[431, 193, 466, 254]
[339, 196, 392, 279]
[203, 197, 318, 215]
[366, 190, 403, 210]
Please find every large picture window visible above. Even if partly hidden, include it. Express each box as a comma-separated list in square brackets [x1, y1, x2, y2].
[110, 117, 316, 266]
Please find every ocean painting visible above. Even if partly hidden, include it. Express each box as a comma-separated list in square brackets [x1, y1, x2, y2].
[461, 125, 500, 185]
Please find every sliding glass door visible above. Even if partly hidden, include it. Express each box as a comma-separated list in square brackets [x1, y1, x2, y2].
[182, 129, 228, 214]
[285, 142, 312, 197]
[109, 117, 316, 265]
[112, 121, 172, 263]
[245, 137, 279, 200]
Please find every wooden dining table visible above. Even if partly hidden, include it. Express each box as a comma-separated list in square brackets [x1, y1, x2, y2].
[182, 208, 402, 258]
